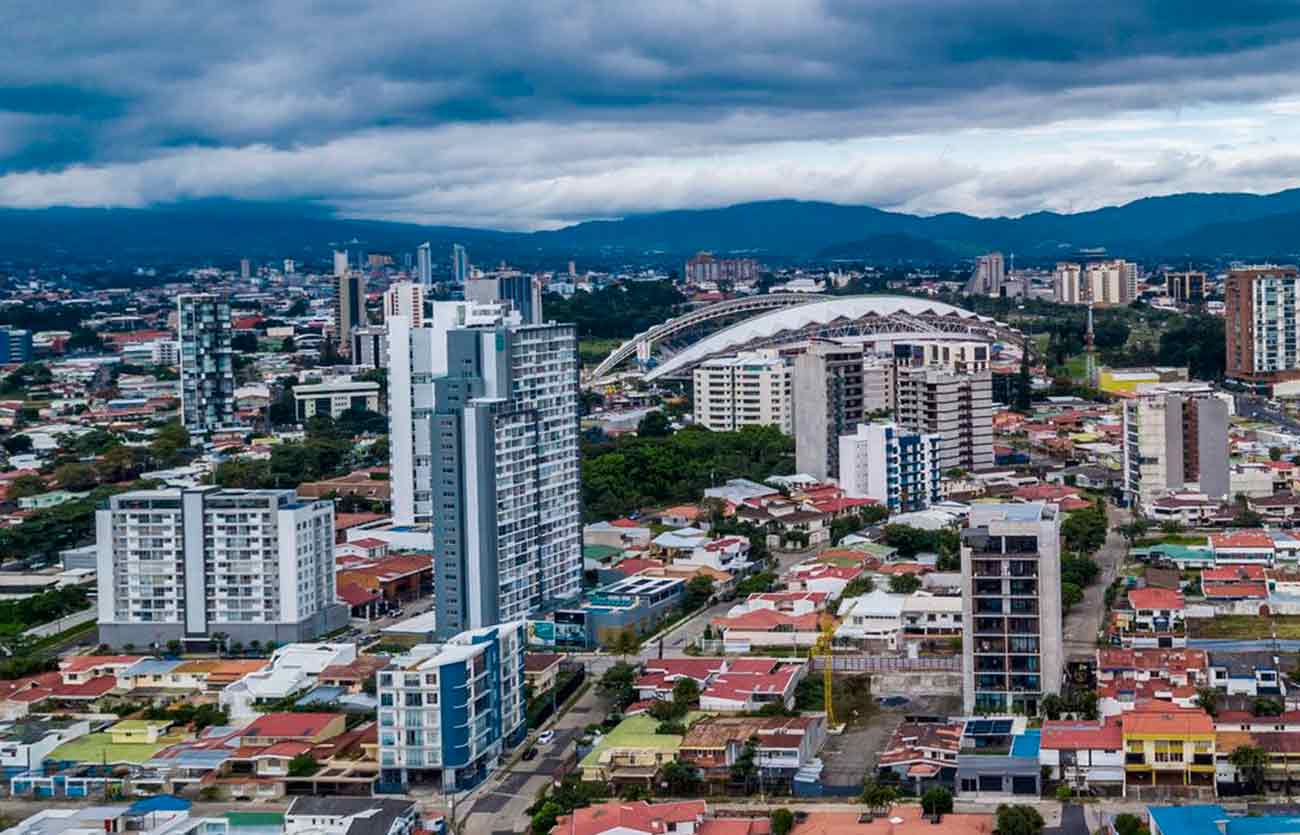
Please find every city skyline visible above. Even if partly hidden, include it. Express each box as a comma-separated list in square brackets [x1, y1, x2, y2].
[5, 4, 1300, 229]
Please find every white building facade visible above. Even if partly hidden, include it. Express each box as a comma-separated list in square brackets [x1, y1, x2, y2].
[838, 421, 942, 512]
[692, 350, 792, 434]
[388, 302, 581, 637]
[95, 487, 344, 647]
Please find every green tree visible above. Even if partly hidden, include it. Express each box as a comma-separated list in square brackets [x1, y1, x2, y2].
[165, 640, 182, 657]
[1114, 815, 1144, 835]
[1061, 582, 1084, 610]
[772, 808, 795, 835]
[637, 411, 672, 438]
[659, 760, 700, 795]
[54, 463, 99, 491]
[530, 800, 564, 835]
[287, 754, 320, 777]
[682, 576, 714, 611]
[888, 574, 922, 595]
[149, 421, 191, 466]
[6, 474, 47, 499]
[1195, 687, 1220, 717]
[861, 781, 897, 815]
[596, 662, 637, 708]
[731, 736, 760, 793]
[1, 434, 32, 455]
[1040, 693, 1065, 720]
[995, 804, 1045, 835]
[1055, 784, 1072, 802]
[1014, 345, 1033, 412]
[96, 445, 141, 483]
[1229, 745, 1268, 794]
[922, 786, 954, 815]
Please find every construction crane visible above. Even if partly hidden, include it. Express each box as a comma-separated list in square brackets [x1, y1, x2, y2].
[811, 617, 836, 727]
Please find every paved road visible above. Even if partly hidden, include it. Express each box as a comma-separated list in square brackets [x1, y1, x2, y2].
[1238, 393, 1300, 434]
[1063, 503, 1130, 660]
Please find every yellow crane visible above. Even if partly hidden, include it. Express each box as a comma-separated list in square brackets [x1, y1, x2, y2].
[811, 616, 836, 727]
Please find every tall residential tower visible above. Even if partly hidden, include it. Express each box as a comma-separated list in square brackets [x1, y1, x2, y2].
[178, 294, 235, 433]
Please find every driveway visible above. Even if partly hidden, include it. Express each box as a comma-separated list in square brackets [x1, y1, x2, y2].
[1063, 503, 1129, 660]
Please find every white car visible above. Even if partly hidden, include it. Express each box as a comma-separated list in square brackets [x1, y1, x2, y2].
[538, 730, 555, 745]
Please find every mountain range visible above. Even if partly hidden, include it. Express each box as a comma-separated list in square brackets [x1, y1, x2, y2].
[7, 189, 1300, 266]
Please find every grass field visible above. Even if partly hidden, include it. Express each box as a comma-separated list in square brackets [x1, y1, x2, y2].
[578, 337, 625, 368]
[1189, 615, 1300, 640]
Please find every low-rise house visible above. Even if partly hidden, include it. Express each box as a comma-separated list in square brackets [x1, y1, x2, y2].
[220, 643, 357, 719]
[579, 713, 701, 787]
[876, 720, 962, 793]
[1113, 588, 1187, 648]
[835, 589, 904, 649]
[699, 658, 806, 712]
[1121, 707, 1216, 796]
[709, 608, 822, 653]
[677, 715, 826, 793]
[900, 593, 963, 638]
[317, 655, 388, 694]
[0, 719, 90, 779]
[1210, 530, 1276, 565]
[786, 807, 992, 835]
[584, 519, 652, 552]
[1097, 648, 1208, 688]
[550, 800, 707, 835]
[284, 797, 418, 835]
[3, 804, 228, 835]
[956, 718, 1042, 796]
[523, 653, 563, 694]
[784, 562, 862, 597]
[652, 528, 753, 574]
[1207, 652, 1285, 697]
[1039, 718, 1124, 794]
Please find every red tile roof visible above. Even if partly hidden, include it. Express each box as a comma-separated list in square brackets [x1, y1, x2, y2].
[551, 801, 706, 835]
[1210, 530, 1275, 549]
[1202, 582, 1268, 599]
[242, 712, 340, 740]
[1122, 709, 1214, 736]
[1127, 588, 1185, 610]
[711, 609, 821, 632]
[1204, 564, 1267, 582]
[1041, 719, 1123, 751]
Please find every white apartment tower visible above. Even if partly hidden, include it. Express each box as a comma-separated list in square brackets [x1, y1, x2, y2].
[95, 487, 343, 647]
[1123, 381, 1230, 513]
[792, 342, 894, 480]
[388, 302, 581, 637]
[416, 242, 433, 287]
[965, 252, 1006, 296]
[961, 502, 1063, 715]
[178, 294, 235, 434]
[384, 281, 425, 328]
[333, 249, 349, 278]
[693, 350, 793, 434]
[838, 422, 942, 512]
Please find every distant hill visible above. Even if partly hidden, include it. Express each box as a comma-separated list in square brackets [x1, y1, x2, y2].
[6, 189, 1300, 265]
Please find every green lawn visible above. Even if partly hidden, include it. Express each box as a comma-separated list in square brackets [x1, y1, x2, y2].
[49, 732, 179, 764]
[578, 338, 626, 369]
[579, 711, 706, 770]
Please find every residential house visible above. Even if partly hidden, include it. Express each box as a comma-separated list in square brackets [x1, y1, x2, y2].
[1039, 718, 1125, 795]
[550, 800, 707, 835]
[1207, 652, 1285, 697]
[677, 715, 826, 793]
[876, 720, 962, 793]
[1121, 707, 1216, 796]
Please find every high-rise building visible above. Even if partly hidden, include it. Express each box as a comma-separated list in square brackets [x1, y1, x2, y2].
[838, 421, 942, 512]
[1225, 265, 1300, 388]
[383, 281, 425, 328]
[1054, 262, 1083, 304]
[1122, 381, 1230, 512]
[239, 258, 251, 281]
[95, 487, 342, 647]
[283, 258, 296, 275]
[335, 273, 367, 357]
[965, 252, 1006, 296]
[464, 271, 542, 324]
[890, 340, 990, 374]
[894, 366, 993, 472]
[451, 244, 469, 285]
[683, 252, 759, 286]
[377, 621, 526, 791]
[961, 502, 1063, 715]
[333, 250, 349, 278]
[792, 343, 894, 480]
[351, 326, 388, 369]
[693, 350, 793, 434]
[0, 327, 33, 364]
[1165, 271, 1206, 306]
[178, 294, 235, 433]
[416, 242, 432, 287]
[387, 302, 581, 636]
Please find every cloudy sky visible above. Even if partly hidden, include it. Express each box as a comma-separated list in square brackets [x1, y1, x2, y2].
[5, 1, 1300, 229]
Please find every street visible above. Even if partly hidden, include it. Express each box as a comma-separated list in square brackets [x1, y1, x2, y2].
[1063, 503, 1130, 660]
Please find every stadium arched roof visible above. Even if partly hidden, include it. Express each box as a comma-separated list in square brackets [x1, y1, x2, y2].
[642, 295, 1015, 381]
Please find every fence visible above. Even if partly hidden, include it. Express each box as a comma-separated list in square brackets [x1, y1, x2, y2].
[813, 655, 961, 673]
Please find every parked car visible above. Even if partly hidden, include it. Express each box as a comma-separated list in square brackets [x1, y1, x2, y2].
[538, 730, 555, 745]
[521, 747, 538, 761]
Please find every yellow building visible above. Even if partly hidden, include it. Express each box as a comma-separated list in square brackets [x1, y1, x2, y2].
[1121, 710, 1215, 796]
[1098, 367, 1187, 395]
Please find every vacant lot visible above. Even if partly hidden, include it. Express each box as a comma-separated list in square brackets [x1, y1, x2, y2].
[1189, 615, 1300, 639]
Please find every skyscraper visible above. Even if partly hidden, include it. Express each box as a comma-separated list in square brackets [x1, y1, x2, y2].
[464, 271, 542, 324]
[451, 243, 469, 285]
[239, 258, 251, 281]
[95, 487, 342, 646]
[961, 502, 1063, 715]
[336, 272, 367, 357]
[894, 366, 993, 472]
[383, 281, 425, 327]
[838, 422, 943, 512]
[388, 301, 581, 636]
[1225, 265, 1300, 389]
[964, 252, 1005, 296]
[792, 343, 894, 480]
[416, 242, 432, 287]
[178, 294, 235, 433]
[1165, 271, 1206, 306]
[333, 249, 349, 278]
[1122, 381, 1230, 512]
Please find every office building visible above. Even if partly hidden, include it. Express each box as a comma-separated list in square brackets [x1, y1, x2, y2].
[178, 294, 235, 433]
[293, 379, 382, 420]
[965, 252, 1005, 296]
[335, 272, 367, 357]
[416, 242, 432, 287]
[351, 326, 388, 369]
[793, 343, 893, 480]
[838, 421, 942, 512]
[890, 339, 990, 374]
[684, 252, 759, 285]
[383, 281, 425, 328]
[1165, 271, 1206, 306]
[377, 621, 526, 792]
[239, 258, 250, 281]
[692, 350, 792, 434]
[961, 502, 1063, 715]
[388, 302, 581, 636]
[451, 243, 469, 285]
[0, 327, 33, 364]
[1225, 265, 1300, 389]
[283, 259, 295, 275]
[895, 366, 993, 472]
[95, 487, 343, 646]
[333, 250, 349, 278]
[1122, 381, 1230, 512]
[464, 271, 541, 324]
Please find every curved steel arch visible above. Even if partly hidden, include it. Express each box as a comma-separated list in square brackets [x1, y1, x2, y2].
[642, 295, 1019, 381]
[589, 293, 827, 380]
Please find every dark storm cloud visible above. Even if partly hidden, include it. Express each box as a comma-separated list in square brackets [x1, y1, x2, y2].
[4, 1, 1300, 223]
